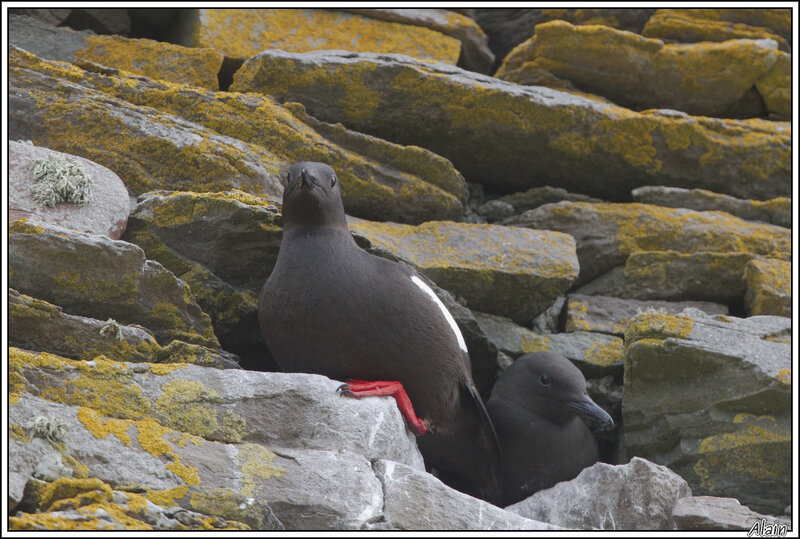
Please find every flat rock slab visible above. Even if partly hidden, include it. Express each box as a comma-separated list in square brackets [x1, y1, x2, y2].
[507, 457, 692, 530]
[575, 251, 756, 304]
[9, 219, 218, 349]
[340, 8, 494, 73]
[506, 202, 791, 285]
[231, 49, 790, 201]
[10, 47, 465, 224]
[565, 294, 728, 337]
[349, 217, 579, 324]
[9, 14, 224, 89]
[372, 460, 560, 530]
[172, 8, 460, 64]
[473, 311, 623, 378]
[496, 20, 788, 118]
[623, 309, 791, 514]
[744, 258, 791, 317]
[9, 141, 130, 239]
[642, 9, 790, 52]
[673, 495, 791, 531]
[631, 186, 791, 228]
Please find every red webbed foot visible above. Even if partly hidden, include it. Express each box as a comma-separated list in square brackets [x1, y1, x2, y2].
[337, 379, 428, 436]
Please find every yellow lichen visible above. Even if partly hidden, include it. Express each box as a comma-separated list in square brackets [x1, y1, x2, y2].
[154, 379, 221, 438]
[776, 369, 791, 387]
[144, 486, 189, 508]
[78, 407, 133, 446]
[40, 478, 113, 511]
[234, 444, 285, 498]
[624, 312, 694, 343]
[585, 338, 624, 367]
[10, 218, 46, 234]
[520, 334, 550, 354]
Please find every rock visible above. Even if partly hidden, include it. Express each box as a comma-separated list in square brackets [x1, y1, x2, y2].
[506, 202, 790, 285]
[575, 252, 755, 304]
[9, 47, 283, 199]
[339, 8, 494, 73]
[9, 14, 224, 90]
[530, 295, 566, 333]
[11, 477, 258, 530]
[755, 52, 791, 120]
[623, 310, 791, 514]
[172, 8, 460, 65]
[371, 460, 560, 530]
[663, 8, 791, 44]
[473, 311, 623, 378]
[673, 495, 791, 531]
[475, 199, 514, 222]
[506, 457, 692, 530]
[744, 258, 791, 317]
[231, 49, 791, 201]
[10, 47, 465, 224]
[496, 186, 602, 214]
[62, 8, 131, 35]
[8, 7, 71, 26]
[566, 294, 728, 337]
[349, 217, 579, 324]
[9, 219, 219, 349]
[474, 8, 655, 72]
[641, 9, 790, 52]
[9, 141, 130, 239]
[631, 186, 791, 228]
[9, 289, 240, 369]
[495, 20, 787, 119]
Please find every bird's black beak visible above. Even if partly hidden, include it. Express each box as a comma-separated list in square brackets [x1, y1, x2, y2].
[566, 395, 614, 425]
[299, 168, 317, 190]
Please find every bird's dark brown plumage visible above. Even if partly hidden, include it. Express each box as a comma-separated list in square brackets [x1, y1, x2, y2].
[258, 161, 500, 503]
[487, 351, 613, 507]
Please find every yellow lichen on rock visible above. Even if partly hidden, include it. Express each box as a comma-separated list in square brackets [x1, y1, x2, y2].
[234, 444, 285, 498]
[39, 477, 114, 511]
[743, 258, 791, 317]
[624, 312, 694, 343]
[144, 486, 190, 508]
[185, 8, 460, 64]
[585, 339, 624, 367]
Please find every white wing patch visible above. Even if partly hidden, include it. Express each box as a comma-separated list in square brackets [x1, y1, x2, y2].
[410, 275, 468, 353]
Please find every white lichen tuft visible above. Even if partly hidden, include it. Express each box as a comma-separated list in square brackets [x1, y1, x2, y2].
[99, 318, 124, 341]
[29, 153, 94, 208]
[24, 415, 69, 444]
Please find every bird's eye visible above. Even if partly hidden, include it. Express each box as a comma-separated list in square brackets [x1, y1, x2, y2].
[331, 175, 337, 188]
[539, 373, 551, 386]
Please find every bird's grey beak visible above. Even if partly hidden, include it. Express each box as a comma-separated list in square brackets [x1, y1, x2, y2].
[299, 168, 309, 189]
[566, 395, 614, 425]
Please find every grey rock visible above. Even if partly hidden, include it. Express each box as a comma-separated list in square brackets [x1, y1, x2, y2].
[10, 140, 130, 239]
[473, 311, 623, 378]
[62, 8, 131, 35]
[498, 185, 602, 214]
[565, 293, 728, 337]
[349, 217, 579, 325]
[673, 495, 792, 531]
[231, 50, 790, 201]
[372, 460, 561, 530]
[506, 457, 692, 530]
[8, 14, 94, 62]
[623, 309, 791, 514]
[9, 435, 69, 511]
[744, 258, 791, 317]
[9, 220, 219, 348]
[475, 199, 514, 222]
[506, 202, 790, 285]
[632, 186, 791, 228]
[530, 295, 565, 333]
[8, 8, 72, 26]
[340, 8, 495, 73]
[575, 251, 755, 304]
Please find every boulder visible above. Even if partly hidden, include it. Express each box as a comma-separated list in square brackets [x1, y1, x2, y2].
[506, 457, 692, 530]
[673, 495, 791, 531]
[61, 8, 130, 35]
[473, 311, 623, 378]
[10, 47, 465, 224]
[9, 219, 218, 349]
[9, 141, 130, 239]
[495, 185, 602, 215]
[9, 14, 224, 90]
[171, 8, 460, 65]
[506, 202, 790, 285]
[230, 49, 790, 201]
[349, 217, 579, 324]
[755, 52, 791, 120]
[565, 294, 728, 337]
[631, 186, 791, 228]
[661, 8, 791, 44]
[743, 258, 791, 317]
[372, 460, 560, 530]
[496, 20, 788, 118]
[8, 7, 71, 26]
[641, 9, 790, 52]
[575, 251, 755, 304]
[623, 310, 791, 514]
[339, 8, 494, 73]
[9, 289, 239, 369]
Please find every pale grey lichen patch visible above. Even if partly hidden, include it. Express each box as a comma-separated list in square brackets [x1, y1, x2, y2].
[24, 415, 69, 444]
[99, 318, 124, 341]
[29, 152, 94, 207]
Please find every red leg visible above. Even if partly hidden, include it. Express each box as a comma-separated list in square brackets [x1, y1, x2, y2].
[337, 380, 428, 436]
